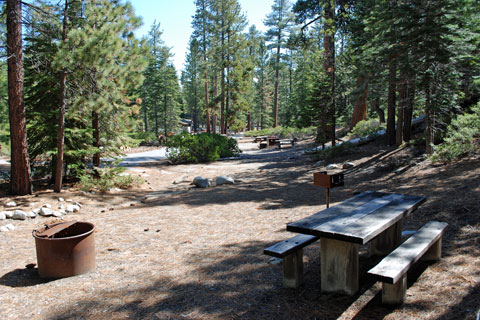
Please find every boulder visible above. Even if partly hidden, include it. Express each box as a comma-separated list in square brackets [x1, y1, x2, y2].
[0, 226, 8, 232]
[5, 211, 14, 219]
[0, 212, 5, 220]
[12, 210, 27, 220]
[39, 207, 53, 217]
[26, 211, 37, 218]
[43, 203, 52, 209]
[5, 224, 15, 231]
[66, 205, 80, 213]
[192, 176, 212, 188]
[342, 162, 355, 169]
[216, 176, 235, 186]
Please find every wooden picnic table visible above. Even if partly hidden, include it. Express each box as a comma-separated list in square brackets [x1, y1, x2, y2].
[286, 191, 426, 295]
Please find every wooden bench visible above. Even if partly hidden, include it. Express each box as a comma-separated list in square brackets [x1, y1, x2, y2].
[368, 221, 448, 304]
[278, 139, 295, 149]
[264, 234, 319, 288]
[253, 136, 267, 143]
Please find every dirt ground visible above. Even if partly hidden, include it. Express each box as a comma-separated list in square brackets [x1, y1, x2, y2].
[0, 137, 479, 320]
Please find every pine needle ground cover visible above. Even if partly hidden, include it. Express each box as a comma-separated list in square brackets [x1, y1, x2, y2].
[0, 138, 478, 319]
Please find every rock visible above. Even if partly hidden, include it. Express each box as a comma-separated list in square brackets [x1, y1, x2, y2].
[5, 224, 15, 231]
[5, 211, 14, 219]
[216, 176, 235, 186]
[5, 201, 17, 207]
[26, 211, 37, 218]
[58, 204, 65, 210]
[58, 198, 65, 202]
[12, 210, 27, 220]
[192, 176, 211, 188]
[343, 162, 355, 169]
[313, 160, 325, 167]
[75, 202, 82, 208]
[59, 209, 67, 215]
[39, 207, 53, 217]
[43, 204, 52, 209]
[269, 257, 282, 265]
[326, 164, 341, 170]
[66, 205, 80, 213]
[0, 212, 6, 220]
[0, 226, 9, 232]
[173, 175, 187, 184]
[52, 211, 63, 218]
[32, 208, 41, 214]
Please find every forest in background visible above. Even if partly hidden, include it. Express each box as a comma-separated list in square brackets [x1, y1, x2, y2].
[0, 0, 479, 195]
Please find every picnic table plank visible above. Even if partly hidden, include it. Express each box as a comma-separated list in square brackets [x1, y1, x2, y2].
[287, 191, 425, 244]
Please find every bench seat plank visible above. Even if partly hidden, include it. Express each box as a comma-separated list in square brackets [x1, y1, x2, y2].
[368, 221, 448, 284]
[264, 234, 318, 258]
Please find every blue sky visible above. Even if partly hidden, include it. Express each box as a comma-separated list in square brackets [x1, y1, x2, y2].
[129, 0, 272, 72]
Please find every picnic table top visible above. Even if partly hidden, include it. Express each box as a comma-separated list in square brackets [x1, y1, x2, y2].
[286, 191, 426, 245]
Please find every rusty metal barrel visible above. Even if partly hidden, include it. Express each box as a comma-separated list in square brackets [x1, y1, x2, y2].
[33, 221, 96, 278]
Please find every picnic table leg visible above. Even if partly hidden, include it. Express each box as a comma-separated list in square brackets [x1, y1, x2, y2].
[369, 220, 403, 256]
[320, 238, 359, 295]
[382, 274, 407, 304]
[283, 249, 304, 288]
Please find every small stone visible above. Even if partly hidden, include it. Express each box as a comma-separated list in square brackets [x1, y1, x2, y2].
[313, 160, 325, 167]
[58, 198, 65, 202]
[269, 257, 282, 265]
[39, 207, 53, 217]
[13, 210, 27, 220]
[215, 176, 235, 186]
[58, 204, 65, 210]
[25, 263, 36, 269]
[5, 201, 17, 207]
[52, 211, 63, 218]
[59, 209, 67, 215]
[5, 211, 14, 219]
[5, 224, 15, 231]
[0, 226, 9, 232]
[26, 211, 37, 218]
[74, 202, 82, 208]
[144, 228, 149, 232]
[0, 212, 5, 220]
[29, 203, 36, 207]
[32, 208, 41, 214]
[66, 199, 73, 202]
[66, 205, 80, 213]
[343, 162, 355, 169]
[326, 164, 341, 170]
[43, 204, 51, 209]
[173, 175, 187, 184]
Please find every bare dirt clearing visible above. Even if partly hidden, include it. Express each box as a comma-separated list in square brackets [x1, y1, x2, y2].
[0, 137, 479, 320]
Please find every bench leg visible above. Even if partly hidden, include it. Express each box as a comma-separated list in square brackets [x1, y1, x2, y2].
[421, 237, 442, 261]
[282, 249, 304, 288]
[370, 220, 403, 256]
[382, 275, 407, 304]
[320, 238, 359, 295]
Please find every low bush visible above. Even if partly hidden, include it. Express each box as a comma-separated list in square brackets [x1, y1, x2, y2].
[77, 161, 143, 192]
[244, 126, 316, 139]
[348, 119, 384, 139]
[166, 132, 241, 164]
[430, 103, 480, 163]
[309, 142, 353, 162]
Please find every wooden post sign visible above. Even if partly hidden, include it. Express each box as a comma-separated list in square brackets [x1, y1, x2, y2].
[313, 171, 344, 208]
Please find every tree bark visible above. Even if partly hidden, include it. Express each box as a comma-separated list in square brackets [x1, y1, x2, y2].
[7, 0, 32, 195]
[373, 96, 385, 124]
[351, 76, 368, 129]
[396, 71, 408, 146]
[386, 55, 397, 146]
[54, 0, 69, 193]
[403, 76, 415, 141]
[425, 85, 434, 154]
[323, 0, 336, 146]
[92, 110, 100, 167]
[273, 34, 280, 128]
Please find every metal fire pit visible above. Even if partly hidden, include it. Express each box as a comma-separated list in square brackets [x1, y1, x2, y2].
[33, 221, 96, 278]
[313, 171, 344, 208]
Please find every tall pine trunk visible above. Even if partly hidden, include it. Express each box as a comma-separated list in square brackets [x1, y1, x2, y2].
[54, 0, 69, 193]
[7, 0, 32, 195]
[386, 55, 397, 145]
[323, 0, 335, 146]
[403, 76, 415, 141]
[425, 85, 434, 154]
[351, 76, 368, 129]
[92, 110, 100, 167]
[396, 72, 407, 146]
[273, 34, 280, 128]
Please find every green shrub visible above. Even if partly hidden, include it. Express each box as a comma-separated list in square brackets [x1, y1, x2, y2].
[430, 103, 480, 163]
[77, 161, 143, 192]
[244, 126, 316, 139]
[348, 119, 384, 139]
[166, 132, 241, 164]
[309, 142, 353, 161]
